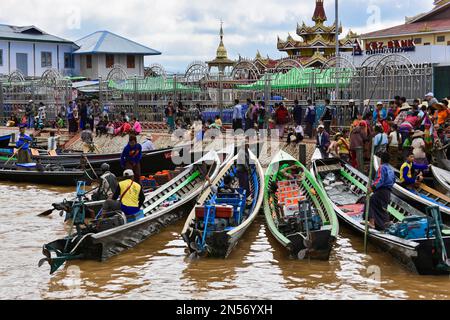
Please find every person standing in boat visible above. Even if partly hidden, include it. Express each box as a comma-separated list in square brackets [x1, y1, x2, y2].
[103, 169, 145, 218]
[367, 152, 396, 231]
[16, 125, 33, 164]
[120, 135, 142, 183]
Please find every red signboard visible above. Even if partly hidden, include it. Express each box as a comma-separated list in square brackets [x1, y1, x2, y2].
[365, 39, 415, 53]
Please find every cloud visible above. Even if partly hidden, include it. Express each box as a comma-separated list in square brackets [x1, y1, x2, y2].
[0, 0, 437, 72]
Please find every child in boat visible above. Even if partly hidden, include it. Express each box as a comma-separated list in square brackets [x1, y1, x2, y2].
[399, 153, 429, 189]
[367, 152, 396, 231]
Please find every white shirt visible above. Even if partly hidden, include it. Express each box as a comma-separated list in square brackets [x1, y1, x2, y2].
[295, 125, 304, 135]
[47, 136, 57, 151]
[389, 132, 399, 147]
[412, 138, 426, 159]
[141, 139, 155, 152]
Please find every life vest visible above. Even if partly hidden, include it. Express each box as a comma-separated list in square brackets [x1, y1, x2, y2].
[399, 162, 413, 184]
[119, 179, 142, 208]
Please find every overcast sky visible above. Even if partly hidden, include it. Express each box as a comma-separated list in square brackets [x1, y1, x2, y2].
[0, 0, 435, 72]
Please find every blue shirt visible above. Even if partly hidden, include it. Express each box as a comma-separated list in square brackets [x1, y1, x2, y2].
[121, 144, 142, 167]
[16, 133, 32, 151]
[233, 104, 243, 120]
[372, 164, 395, 190]
[373, 109, 387, 124]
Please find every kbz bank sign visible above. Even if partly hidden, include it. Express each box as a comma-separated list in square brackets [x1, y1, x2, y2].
[365, 39, 416, 54]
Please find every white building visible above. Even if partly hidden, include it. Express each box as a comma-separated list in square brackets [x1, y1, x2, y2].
[0, 24, 78, 77]
[73, 31, 161, 80]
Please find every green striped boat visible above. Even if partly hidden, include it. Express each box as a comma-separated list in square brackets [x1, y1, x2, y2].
[264, 151, 339, 260]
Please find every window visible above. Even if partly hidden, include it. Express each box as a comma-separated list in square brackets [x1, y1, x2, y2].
[106, 54, 114, 68]
[437, 35, 446, 42]
[424, 42, 431, 46]
[127, 55, 135, 69]
[0, 49, 3, 66]
[414, 38, 422, 44]
[86, 55, 92, 69]
[64, 53, 74, 69]
[41, 52, 52, 68]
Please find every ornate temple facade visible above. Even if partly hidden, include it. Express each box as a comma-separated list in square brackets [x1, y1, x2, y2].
[277, 0, 356, 67]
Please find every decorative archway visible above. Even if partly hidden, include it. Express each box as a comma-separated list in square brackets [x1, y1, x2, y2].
[8, 70, 25, 82]
[274, 58, 304, 73]
[321, 55, 357, 72]
[185, 61, 209, 82]
[145, 63, 167, 79]
[106, 64, 128, 82]
[40, 68, 63, 86]
[231, 60, 261, 81]
[374, 53, 414, 75]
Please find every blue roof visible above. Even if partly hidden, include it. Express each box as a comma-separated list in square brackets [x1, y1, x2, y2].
[0, 24, 77, 46]
[74, 31, 161, 55]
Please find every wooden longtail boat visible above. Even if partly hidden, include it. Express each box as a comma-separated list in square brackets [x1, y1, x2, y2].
[181, 149, 264, 258]
[373, 157, 450, 218]
[312, 157, 450, 275]
[39, 151, 222, 274]
[264, 151, 339, 260]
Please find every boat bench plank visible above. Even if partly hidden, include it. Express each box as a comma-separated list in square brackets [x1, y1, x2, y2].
[419, 183, 450, 204]
[340, 169, 405, 222]
[145, 171, 200, 213]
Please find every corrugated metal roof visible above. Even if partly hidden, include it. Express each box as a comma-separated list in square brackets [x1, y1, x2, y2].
[361, 19, 450, 39]
[0, 24, 76, 45]
[74, 31, 161, 55]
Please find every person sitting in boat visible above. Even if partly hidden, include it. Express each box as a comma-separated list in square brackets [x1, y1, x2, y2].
[215, 175, 237, 195]
[93, 163, 118, 201]
[399, 153, 429, 190]
[367, 152, 396, 231]
[277, 163, 304, 181]
[16, 125, 33, 164]
[105, 169, 145, 218]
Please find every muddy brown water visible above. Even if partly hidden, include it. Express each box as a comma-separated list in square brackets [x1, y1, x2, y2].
[0, 182, 449, 300]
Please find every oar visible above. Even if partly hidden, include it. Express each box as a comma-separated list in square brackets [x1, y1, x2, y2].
[37, 186, 99, 217]
[2, 144, 24, 168]
[83, 155, 99, 180]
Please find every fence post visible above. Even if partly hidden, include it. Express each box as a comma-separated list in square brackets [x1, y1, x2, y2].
[218, 71, 223, 118]
[299, 144, 307, 166]
[264, 73, 271, 129]
[0, 80, 4, 124]
[134, 76, 138, 119]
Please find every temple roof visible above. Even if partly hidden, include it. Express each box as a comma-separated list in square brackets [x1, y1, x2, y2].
[312, 0, 327, 23]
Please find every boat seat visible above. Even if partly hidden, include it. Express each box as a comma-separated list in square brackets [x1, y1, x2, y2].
[126, 211, 145, 223]
[339, 204, 364, 218]
[48, 150, 58, 157]
[195, 205, 234, 219]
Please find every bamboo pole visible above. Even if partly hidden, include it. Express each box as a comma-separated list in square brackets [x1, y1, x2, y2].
[363, 123, 376, 254]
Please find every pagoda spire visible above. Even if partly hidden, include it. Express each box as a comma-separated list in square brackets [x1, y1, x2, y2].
[215, 20, 228, 60]
[312, 0, 327, 23]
